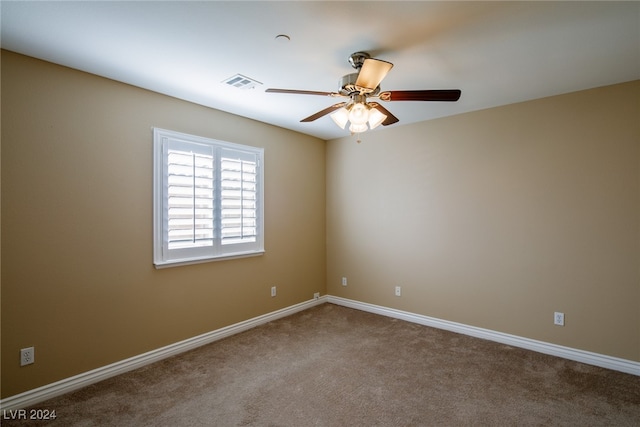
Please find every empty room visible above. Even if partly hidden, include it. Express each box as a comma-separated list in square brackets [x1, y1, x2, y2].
[1, 1, 639, 425]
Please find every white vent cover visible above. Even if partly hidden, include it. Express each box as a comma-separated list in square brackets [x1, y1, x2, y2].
[222, 74, 262, 90]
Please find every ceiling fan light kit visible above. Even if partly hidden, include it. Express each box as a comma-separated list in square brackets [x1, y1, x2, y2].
[266, 51, 462, 140]
[329, 101, 388, 133]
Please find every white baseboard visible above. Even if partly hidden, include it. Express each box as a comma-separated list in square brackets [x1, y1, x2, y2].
[3, 294, 637, 411]
[0, 296, 328, 411]
[327, 296, 640, 377]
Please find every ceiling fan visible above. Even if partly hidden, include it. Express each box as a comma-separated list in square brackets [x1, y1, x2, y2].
[266, 52, 461, 135]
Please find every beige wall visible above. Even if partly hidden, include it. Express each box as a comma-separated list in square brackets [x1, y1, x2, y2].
[2, 48, 638, 400]
[1, 51, 326, 398]
[327, 80, 640, 362]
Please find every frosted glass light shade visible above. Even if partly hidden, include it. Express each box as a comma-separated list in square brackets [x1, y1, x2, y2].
[349, 123, 368, 133]
[368, 107, 387, 129]
[330, 107, 349, 129]
[348, 103, 369, 125]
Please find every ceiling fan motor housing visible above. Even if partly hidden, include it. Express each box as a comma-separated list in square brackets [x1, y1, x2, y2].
[338, 73, 381, 97]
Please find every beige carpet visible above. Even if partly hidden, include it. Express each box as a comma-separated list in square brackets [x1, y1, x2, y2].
[4, 303, 640, 426]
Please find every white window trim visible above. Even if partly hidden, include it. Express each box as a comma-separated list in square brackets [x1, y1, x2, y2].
[153, 128, 264, 268]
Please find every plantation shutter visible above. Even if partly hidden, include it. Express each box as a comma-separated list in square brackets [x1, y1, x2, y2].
[220, 148, 258, 245]
[165, 140, 215, 251]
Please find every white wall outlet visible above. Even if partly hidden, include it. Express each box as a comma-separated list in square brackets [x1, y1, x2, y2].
[341, 277, 347, 287]
[20, 347, 35, 366]
[554, 312, 565, 326]
[395, 286, 402, 297]
[271, 286, 277, 297]
[314, 292, 320, 299]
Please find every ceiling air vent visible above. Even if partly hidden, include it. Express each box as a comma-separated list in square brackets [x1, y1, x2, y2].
[222, 74, 262, 90]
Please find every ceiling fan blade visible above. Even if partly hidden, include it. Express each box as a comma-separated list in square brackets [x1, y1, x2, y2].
[300, 102, 347, 122]
[379, 90, 461, 102]
[368, 102, 399, 126]
[355, 58, 393, 90]
[266, 88, 339, 97]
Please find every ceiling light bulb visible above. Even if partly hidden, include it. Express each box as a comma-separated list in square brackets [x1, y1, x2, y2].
[368, 107, 387, 129]
[330, 107, 349, 129]
[348, 103, 369, 125]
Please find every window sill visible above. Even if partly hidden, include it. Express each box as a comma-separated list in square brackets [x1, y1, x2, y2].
[154, 250, 265, 269]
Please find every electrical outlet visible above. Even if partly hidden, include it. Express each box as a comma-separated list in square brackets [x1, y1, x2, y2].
[271, 286, 277, 297]
[395, 286, 402, 297]
[20, 347, 34, 366]
[341, 277, 347, 287]
[314, 292, 320, 299]
[554, 312, 565, 326]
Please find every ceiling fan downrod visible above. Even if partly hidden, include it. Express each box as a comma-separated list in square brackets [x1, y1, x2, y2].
[348, 51, 371, 70]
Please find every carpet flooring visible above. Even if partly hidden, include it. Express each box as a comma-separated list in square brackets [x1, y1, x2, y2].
[4, 303, 640, 426]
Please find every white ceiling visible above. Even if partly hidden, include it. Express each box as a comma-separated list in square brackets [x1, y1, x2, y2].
[2, 1, 639, 141]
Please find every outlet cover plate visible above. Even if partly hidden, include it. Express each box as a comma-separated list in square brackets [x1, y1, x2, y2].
[20, 347, 34, 366]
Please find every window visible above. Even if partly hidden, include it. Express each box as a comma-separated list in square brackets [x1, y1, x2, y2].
[153, 128, 264, 267]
